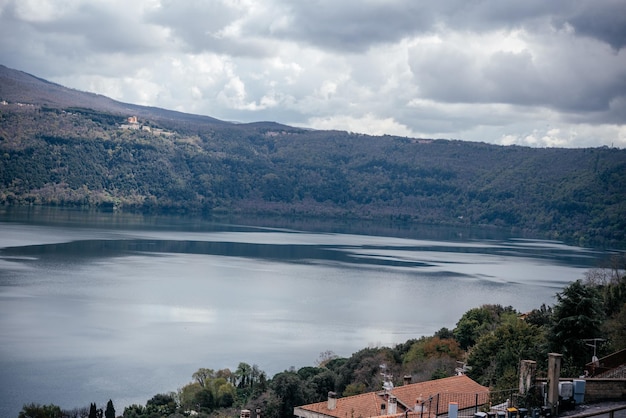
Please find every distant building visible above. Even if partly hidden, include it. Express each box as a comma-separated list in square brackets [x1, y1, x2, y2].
[294, 375, 489, 418]
[127, 116, 138, 124]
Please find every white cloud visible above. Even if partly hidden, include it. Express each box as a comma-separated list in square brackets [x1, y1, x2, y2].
[306, 113, 417, 138]
[12, 0, 75, 22]
[0, 0, 624, 148]
[504, 124, 626, 148]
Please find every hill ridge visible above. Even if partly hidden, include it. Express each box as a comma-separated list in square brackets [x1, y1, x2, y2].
[1, 64, 625, 248]
[0, 64, 228, 126]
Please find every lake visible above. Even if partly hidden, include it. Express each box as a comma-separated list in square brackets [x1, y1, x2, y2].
[0, 207, 608, 417]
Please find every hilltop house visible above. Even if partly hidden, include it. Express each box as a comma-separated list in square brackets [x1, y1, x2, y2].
[293, 375, 489, 418]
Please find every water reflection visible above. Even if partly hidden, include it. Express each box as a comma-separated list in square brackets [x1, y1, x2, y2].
[0, 208, 610, 418]
[1, 234, 598, 271]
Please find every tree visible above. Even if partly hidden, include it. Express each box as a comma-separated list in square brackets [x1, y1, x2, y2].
[104, 400, 115, 418]
[524, 304, 553, 328]
[122, 404, 145, 418]
[216, 368, 234, 385]
[585, 267, 626, 354]
[453, 305, 517, 350]
[179, 382, 205, 411]
[431, 367, 449, 380]
[271, 371, 308, 418]
[434, 327, 455, 339]
[330, 347, 395, 396]
[308, 369, 337, 402]
[89, 403, 97, 418]
[296, 366, 322, 382]
[19, 403, 62, 418]
[62, 406, 90, 418]
[146, 393, 177, 416]
[251, 364, 268, 394]
[246, 391, 282, 418]
[315, 350, 338, 367]
[236, 362, 253, 388]
[194, 388, 215, 411]
[403, 336, 463, 363]
[468, 315, 547, 389]
[342, 382, 366, 396]
[192, 367, 215, 388]
[604, 302, 626, 352]
[549, 280, 604, 375]
[217, 384, 236, 407]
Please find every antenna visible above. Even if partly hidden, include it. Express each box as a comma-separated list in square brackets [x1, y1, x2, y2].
[455, 361, 472, 376]
[583, 338, 605, 362]
[380, 363, 394, 392]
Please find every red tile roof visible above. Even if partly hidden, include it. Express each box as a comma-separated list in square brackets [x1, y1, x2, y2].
[294, 375, 489, 418]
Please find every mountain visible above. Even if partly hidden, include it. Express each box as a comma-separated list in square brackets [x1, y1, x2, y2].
[1, 64, 625, 248]
[0, 64, 230, 125]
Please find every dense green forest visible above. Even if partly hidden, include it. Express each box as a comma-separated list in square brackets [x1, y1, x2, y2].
[19, 262, 626, 418]
[2, 65, 626, 248]
[1, 101, 625, 248]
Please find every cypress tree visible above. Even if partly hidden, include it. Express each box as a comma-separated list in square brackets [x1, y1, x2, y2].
[89, 403, 97, 418]
[105, 399, 115, 418]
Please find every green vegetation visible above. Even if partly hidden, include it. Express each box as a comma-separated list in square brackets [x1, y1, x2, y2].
[19, 260, 626, 418]
[1, 103, 625, 248]
[1, 64, 625, 247]
[5, 63, 626, 418]
[18, 403, 63, 418]
[105, 400, 116, 418]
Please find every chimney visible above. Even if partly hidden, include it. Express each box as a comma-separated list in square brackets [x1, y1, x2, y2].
[327, 391, 337, 410]
[403, 375, 412, 386]
[448, 402, 458, 418]
[415, 395, 424, 413]
[388, 395, 397, 415]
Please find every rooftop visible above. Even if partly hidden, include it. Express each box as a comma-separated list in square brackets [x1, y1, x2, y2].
[294, 375, 490, 418]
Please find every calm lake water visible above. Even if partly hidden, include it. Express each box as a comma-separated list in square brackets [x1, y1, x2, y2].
[0, 208, 609, 417]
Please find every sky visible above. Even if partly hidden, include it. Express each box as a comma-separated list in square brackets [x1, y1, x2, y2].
[1, 0, 626, 148]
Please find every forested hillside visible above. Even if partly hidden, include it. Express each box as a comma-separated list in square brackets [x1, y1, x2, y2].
[1, 65, 625, 247]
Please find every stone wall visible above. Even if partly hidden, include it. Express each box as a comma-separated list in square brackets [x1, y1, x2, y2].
[583, 379, 626, 403]
[535, 378, 626, 403]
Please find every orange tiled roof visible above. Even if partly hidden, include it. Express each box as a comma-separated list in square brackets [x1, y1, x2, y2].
[296, 391, 387, 418]
[294, 375, 489, 418]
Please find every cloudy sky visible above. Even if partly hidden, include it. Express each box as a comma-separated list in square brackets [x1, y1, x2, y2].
[1, 0, 626, 148]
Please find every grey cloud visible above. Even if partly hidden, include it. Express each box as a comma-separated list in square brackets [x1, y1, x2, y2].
[0, 4, 36, 72]
[260, 1, 566, 52]
[266, 1, 433, 52]
[441, 1, 626, 52]
[266, 1, 625, 53]
[558, 0, 626, 50]
[563, 96, 626, 126]
[146, 1, 237, 47]
[44, 3, 164, 54]
[407, 38, 626, 118]
[0, 0, 169, 80]
[425, 2, 626, 53]
[3, 1, 162, 55]
[153, 1, 434, 53]
[437, 1, 559, 30]
[146, 1, 272, 57]
[1, 0, 624, 148]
